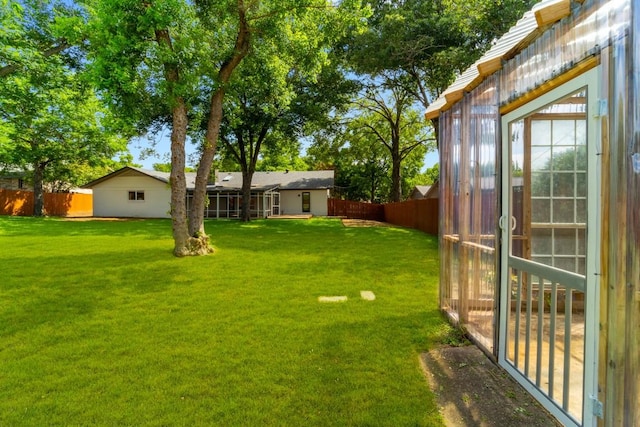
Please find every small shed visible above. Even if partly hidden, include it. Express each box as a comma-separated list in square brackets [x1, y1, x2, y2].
[426, 0, 639, 425]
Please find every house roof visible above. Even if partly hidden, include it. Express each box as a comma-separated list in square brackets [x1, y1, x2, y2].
[83, 166, 178, 188]
[206, 170, 334, 192]
[411, 185, 432, 199]
[425, 0, 575, 119]
[411, 184, 440, 199]
[84, 166, 334, 191]
[0, 168, 29, 179]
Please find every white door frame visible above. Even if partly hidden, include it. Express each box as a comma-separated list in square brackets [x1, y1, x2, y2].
[498, 66, 601, 426]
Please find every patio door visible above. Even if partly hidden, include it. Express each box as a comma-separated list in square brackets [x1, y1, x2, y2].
[272, 192, 280, 216]
[302, 192, 311, 213]
[499, 68, 601, 426]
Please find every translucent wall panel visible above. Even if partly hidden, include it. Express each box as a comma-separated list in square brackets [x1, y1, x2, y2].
[602, 1, 639, 423]
[440, 77, 499, 351]
[440, 105, 460, 316]
[627, 2, 640, 422]
[500, 0, 630, 105]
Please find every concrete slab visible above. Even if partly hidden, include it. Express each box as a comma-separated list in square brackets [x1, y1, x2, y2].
[318, 296, 348, 303]
[360, 291, 376, 301]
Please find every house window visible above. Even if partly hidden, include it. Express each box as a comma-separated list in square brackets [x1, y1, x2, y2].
[18, 179, 24, 189]
[302, 192, 310, 213]
[128, 191, 145, 201]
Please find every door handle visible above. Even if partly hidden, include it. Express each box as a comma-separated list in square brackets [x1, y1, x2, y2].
[499, 215, 517, 231]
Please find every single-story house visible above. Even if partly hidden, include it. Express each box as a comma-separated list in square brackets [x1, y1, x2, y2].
[0, 170, 30, 191]
[83, 166, 334, 219]
[425, 0, 639, 426]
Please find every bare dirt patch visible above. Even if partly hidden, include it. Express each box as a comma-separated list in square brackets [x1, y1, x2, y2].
[61, 217, 142, 221]
[341, 219, 395, 227]
[420, 345, 561, 427]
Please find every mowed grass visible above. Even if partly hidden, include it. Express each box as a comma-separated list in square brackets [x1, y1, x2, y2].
[0, 216, 450, 426]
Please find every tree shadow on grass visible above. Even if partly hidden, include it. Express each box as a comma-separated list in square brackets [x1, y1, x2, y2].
[0, 247, 187, 340]
[0, 216, 173, 238]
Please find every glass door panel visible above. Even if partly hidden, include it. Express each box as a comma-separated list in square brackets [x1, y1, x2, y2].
[500, 69, 600, 427]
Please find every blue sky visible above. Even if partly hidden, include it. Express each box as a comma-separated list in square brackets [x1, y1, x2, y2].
[128, 133, 439, 171]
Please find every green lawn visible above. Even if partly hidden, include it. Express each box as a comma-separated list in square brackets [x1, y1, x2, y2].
[0, 216, 451, 426]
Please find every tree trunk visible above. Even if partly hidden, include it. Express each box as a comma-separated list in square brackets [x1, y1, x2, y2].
[155, 27, 211, 256]
[390, 140, 402, 202]
[190, 89, 223, 237]
[32, 162, 45, 217]
[431, 118, 440, 149]
[189, 2, 250, 238]
[369, 168, 376, 202]
[169, 100, 207, 256]
[240, 169, 252, 222]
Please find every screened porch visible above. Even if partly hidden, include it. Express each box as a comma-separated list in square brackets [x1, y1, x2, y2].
[186, 188, 280, 219]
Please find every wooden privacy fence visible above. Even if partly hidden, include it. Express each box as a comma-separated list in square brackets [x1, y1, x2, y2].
[328, 198, 438, 235]
[327, 199, 385, 221]
[384, 199, 439, 235]
[0, 189, 93, 217]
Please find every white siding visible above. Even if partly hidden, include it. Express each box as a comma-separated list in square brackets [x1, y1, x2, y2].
[279, 189, 329, 216]
[92, 176, 170, 218]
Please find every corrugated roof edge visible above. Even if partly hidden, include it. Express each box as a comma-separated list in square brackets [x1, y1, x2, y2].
[425, 0, 572, 120]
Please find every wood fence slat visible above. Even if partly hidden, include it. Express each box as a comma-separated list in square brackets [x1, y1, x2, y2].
[328, 198, 438, 235]
[0, 189, 93, 217]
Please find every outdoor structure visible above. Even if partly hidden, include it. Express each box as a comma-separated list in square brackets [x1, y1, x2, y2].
[409, 184, 439, 200]
[84, 167, 333, 218]
[425, 0, 639, 426]
[0, 170, 29, 191]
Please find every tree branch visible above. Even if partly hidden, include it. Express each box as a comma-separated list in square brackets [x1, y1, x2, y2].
[0, 39, 72, 78]
[362, 122, 392, 151]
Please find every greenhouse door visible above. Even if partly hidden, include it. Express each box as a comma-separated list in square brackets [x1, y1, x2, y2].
[499, 68, 601, 427]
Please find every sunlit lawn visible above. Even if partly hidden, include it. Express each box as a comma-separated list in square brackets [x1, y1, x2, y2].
[0, 216, 450, 426]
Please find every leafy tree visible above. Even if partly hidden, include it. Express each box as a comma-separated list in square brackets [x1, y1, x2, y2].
[90, 0, 366, 255]
[216, 53, 359, 221]
[351, 80, 434, 202]
[90, 0, 251, 255]
[0, 0, 128, 216]
[0, 0, 85, 78]
[152, 163, 196, 173]
[422, 163, 440, 185]
[340, 0, 536, 150]
[344, 0, 537, 107]
[307, 103, 429, 203]
[255, 142, 309, 172]
[334, 132, 390, 202]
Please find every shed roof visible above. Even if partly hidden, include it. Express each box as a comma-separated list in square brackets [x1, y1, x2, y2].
[425, 0, 575, 119]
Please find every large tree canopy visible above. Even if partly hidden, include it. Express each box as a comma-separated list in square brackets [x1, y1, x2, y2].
[351, 80, 433, 202]
[304, 0, 536, 197]
[0, 0, 85, 78]
[215, 51, 360, 221]
[344, 0, 537, 105]
[90, 0, 367, 255]
[0, 0, 128, 216]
